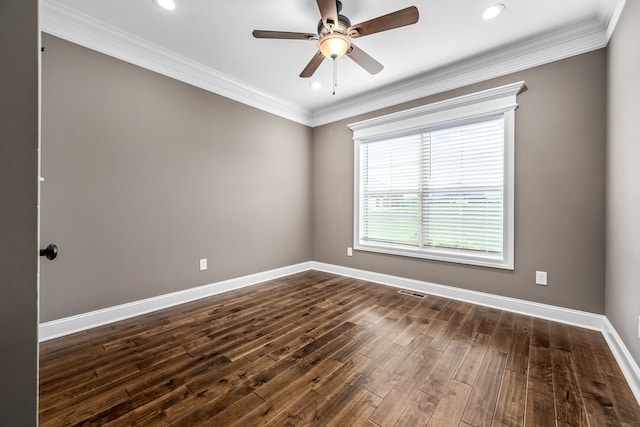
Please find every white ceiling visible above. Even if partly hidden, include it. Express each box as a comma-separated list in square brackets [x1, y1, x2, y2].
[40, 0, 624, 126]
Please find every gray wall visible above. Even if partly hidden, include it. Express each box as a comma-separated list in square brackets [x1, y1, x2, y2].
[606, 0, 640, 366]
[0, 1, 39, 425]
[312, 50, 607, 314]
[40, 34, 312, 322]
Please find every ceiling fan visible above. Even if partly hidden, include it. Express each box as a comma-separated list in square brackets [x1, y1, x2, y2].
[252, 0, 419, 79]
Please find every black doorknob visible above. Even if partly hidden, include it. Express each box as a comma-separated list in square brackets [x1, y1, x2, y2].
[40, 243, 58, 260]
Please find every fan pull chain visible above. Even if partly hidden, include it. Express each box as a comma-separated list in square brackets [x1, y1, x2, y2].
[332, 58, 337, 95]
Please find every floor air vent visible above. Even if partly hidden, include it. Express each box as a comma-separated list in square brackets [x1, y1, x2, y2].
[397, 289, 426, 299]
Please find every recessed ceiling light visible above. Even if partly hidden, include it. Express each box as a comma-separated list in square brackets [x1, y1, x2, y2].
[310, 81, 322, 90]
[482, 4, 505, 20]
[154, 0, 176, 11]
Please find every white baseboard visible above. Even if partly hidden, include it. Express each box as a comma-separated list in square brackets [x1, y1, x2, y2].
[38, 261, 313, 341]
[38, 260, 640, 406]
[602, 317, 640, 405]
[309, 262, 606, 330]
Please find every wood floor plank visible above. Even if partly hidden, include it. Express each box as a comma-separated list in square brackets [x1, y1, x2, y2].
[551, 348, 588, 425]
[324, 389, 382, 427]
[489, 313, 515, 354]
[453, 332, 492, 385]
[230, 288, 379, 361]
[234, 356, 369, 426]
[427, 379, 473, 426]
[456, 305, 488, 341]
[492, 369, 526, 427]
[549, 319, 572, 352]
[367, 349, 439, 426]
[38, 271, 640, 426]
[524, 318, 556, 427]
[39, 386, 130, 427]
[250, 286, 388, 366]
[102, 385, 192, 427]
[576, 377, 622, 426]
[392, 315, 427, 347]
[76, 353, 231, 425]
[395, 390, 439, 427]
[253, 335, 352, 401]
[461, 349, 507, 426]
[262, 354, 370, 426]
[429, 302, 474, 351]
[235, 357, 344, 425]
[605, 373, 640, 425]
[475, 307, 502, 336]
[420, 338, 468, 398]
[505, 318, 531, 376]
[184, 389, 265, 426]
[363, 342, 413, 398]
[309, 373, 371, 425]
[183, 354, 264, 397]
[167, 382, 258, 425]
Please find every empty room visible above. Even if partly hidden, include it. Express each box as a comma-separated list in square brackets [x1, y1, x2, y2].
[2, 0, 640, 425]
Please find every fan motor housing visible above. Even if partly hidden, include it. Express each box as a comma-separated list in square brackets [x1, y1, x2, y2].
[318, 14, 351, 37]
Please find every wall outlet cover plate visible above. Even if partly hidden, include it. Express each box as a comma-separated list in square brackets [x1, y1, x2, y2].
[535, 271, 547, 286]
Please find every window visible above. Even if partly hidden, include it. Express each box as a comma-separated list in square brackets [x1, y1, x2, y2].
[349, 82, 524, 269]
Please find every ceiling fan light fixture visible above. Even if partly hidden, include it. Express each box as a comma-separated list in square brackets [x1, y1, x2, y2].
[318, 33, 351, 60]
[481, 4, 505, 20]
[153, 0, 176, 11]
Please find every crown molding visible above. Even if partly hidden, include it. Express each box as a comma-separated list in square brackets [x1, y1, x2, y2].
[310, 19, 609, 126]
[603, 0, 627, 41]
[41, 0, 623, 128]
[40, 0, 314, 126]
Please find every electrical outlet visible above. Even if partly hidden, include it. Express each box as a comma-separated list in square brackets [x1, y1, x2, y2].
[535, 271, 547, 286]
[347, 247, 353, 257]
[199, 258, 207, 271]
[638, 315, 640, 338]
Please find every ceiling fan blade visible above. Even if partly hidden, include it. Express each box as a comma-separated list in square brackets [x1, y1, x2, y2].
[346, 43, 383, 75]
[300, 51, 325, 78]
[348, 6, 419, 38]
[316, 0, 338, 29]
[253, 30, 317, 40]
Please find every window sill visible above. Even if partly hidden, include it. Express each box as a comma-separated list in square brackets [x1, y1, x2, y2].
[354, 242, 514, 270]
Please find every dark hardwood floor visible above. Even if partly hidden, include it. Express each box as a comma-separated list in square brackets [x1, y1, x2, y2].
[39, 271, 640, 426]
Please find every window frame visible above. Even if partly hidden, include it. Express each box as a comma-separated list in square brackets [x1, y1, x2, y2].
[349, 82, 524, 270]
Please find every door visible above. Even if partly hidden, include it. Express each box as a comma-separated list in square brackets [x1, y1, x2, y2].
[0, 1, 40, 425]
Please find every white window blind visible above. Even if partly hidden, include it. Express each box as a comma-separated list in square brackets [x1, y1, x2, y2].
[360, 115, 504, 254]
[360, 133, 422, 247]
[351, 81, 522, 269]
[423, 117, 504, 254]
